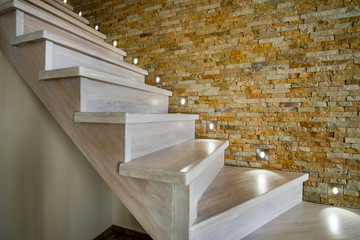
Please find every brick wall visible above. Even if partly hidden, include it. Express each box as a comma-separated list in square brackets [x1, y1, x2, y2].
[69, 0, 360, 208]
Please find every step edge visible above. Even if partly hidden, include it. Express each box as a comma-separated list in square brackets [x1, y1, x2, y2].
[38, 67, 170, 96]
[119, 140, 228, 184]
[74, 112, 199, 124]
[191, 171, 308, 229]
[119, 165, 186, 184]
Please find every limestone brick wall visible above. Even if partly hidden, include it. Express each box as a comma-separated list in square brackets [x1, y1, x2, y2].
[69, 0, 360, 208]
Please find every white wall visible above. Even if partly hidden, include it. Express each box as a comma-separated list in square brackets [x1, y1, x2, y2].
[0, 51, 115, 240]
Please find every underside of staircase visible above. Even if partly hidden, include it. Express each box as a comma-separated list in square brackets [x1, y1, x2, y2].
[0, 0, 309, 239]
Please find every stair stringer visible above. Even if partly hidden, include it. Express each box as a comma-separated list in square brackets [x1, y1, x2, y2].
[0, 10, 183, 240]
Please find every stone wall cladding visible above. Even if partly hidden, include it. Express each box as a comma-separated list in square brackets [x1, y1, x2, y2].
[70, 0, 360, 208]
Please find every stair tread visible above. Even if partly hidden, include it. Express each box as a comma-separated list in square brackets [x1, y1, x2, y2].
[12, 30, 130, 70]
[243, 202, 360, 240]
[26, 0, 88, 25]
[39, 66, 169, 96]
[194, 166, 309, 225]
[74, 112, 199, 124]
[119, 139, 229, 184]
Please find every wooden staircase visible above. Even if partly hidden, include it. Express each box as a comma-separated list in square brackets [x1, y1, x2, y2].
[0, 0, 309, 239]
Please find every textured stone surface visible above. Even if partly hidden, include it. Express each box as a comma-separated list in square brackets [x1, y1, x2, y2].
[69, 0, 360, 208]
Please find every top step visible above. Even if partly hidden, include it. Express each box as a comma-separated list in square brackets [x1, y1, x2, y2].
[119, 139, 229, 185]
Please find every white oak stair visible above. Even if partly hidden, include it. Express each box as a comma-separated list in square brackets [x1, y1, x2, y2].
[40, 67, 170, 113]
[0, 0, 310, 239]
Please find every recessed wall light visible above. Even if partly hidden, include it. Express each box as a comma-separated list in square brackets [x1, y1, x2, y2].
[207, 121, 217, 133]
[178, 96, 188, 107]
[95, 24, 99, 31]
[63, 0, 67, 3]
[256, 149, 269, 161]
[133, 56, 139, 65]
[112, 40, 118, 47]
[153, 75, 162, 86]
[328, 183, 344, 198]
[78, 11, 82, 16]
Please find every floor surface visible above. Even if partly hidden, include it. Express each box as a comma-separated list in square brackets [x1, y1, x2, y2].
[244, 202, 360, 240]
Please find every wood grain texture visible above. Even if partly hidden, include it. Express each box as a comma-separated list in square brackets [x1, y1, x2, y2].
[40, 67, 164, 95]
[244, 202, 360, 240]
[190, 166, 308, 239]
[128, 120, 195, 161]
[82, 78, 168, 113]
[195, 166, 308, 223]
[52, 45, 144, 82]
[74, 112, 198, 124]
[0, 11, 174, 240]
[119, 139, 229, 184]
[31, 0, 87, 24]
[189, 154, 224, 225]
[12, 30, 126, 63]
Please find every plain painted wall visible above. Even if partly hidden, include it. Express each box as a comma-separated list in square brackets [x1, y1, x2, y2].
[0, 51, 116, 239]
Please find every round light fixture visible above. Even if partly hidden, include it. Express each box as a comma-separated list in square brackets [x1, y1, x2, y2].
[95, 25, 99, 31]
[332, 187, 339, 195]
[209, 123, 214, 130]
[155, 76, 161, 83]
[112, 40, 118, 47]
[78, 11, 82, 16]
[133, 57, 139, 65]
[260, 151, 265, 159]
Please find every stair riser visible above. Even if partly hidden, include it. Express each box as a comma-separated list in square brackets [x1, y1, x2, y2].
[80, 78, 168, 113]
[124, 121, 195, 162]
[190, 180, 304, 240]
[189, 154, 224, 225]
[51, 44, 144, 83]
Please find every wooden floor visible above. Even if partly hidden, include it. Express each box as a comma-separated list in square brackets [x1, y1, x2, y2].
[244, 202, 360, 240]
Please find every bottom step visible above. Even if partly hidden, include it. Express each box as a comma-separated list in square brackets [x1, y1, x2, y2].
[244, 202, 360, 240]
[190, 166, 309, 240]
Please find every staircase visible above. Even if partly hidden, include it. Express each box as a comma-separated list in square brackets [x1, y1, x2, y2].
[0, 0, 309, 239]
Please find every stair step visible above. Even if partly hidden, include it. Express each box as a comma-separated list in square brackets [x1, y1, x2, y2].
[25, 0, 89, 25]
[75, 112, 199, 162]
[42, 0, 74, 11]
[40, 66, 170, 113]
[119, 139, 229, 184]
[190, 166, 309, 240]
[12, 30, 145, 79]
[0, 0, 126, 58]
